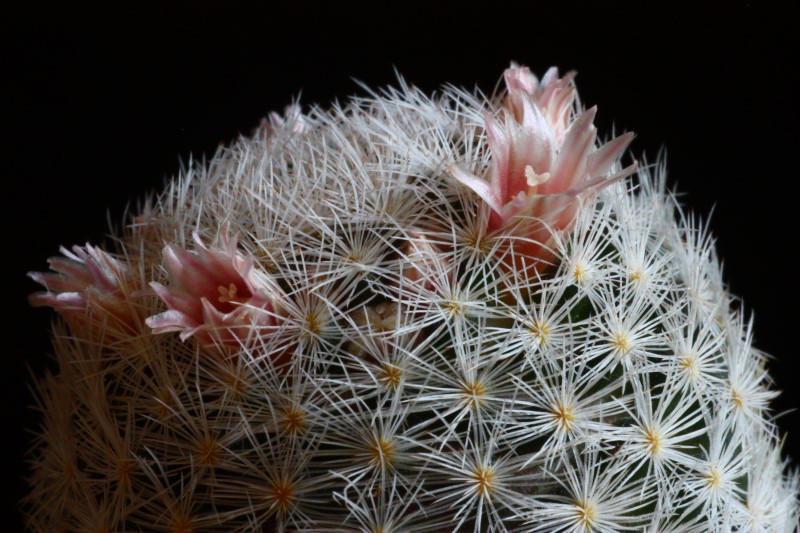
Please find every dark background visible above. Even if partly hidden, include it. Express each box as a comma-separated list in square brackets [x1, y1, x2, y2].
[5, 1, 798, 528]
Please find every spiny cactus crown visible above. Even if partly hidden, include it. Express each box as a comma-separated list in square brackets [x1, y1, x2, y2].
[26, 65, 799, 532]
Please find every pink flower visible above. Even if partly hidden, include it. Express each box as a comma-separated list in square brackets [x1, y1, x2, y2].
[29, 245, 142, 338]
[255, 104, 306, 139]
[146, 232, 279, 354]
[451, 65, 637, 266]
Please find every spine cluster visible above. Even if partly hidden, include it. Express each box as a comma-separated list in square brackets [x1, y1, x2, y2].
[26, 66, 799, 532]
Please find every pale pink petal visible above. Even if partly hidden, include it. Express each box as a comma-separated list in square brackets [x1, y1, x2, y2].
[149, 281, 204, 324]
[266, 104, 306, 135]
[537, 68, 576, 109]
[504, 64, 539, 95]
[509, 93, 557, 177]
[587, 131, 635, 179]
[199, 297, 272, 347]
[46, 257, 94, 285]
[449, 164, 503, 217]
[538, 67, 560, 90]
[28, 271, 80, 294]
[163, 245, 219, 292]
[79, 247, 123, 294]
[485, 113, 510, 198]
[28, 291, 86, 312]
[237, 256, 263, 295]
[508, 66, 576, 142]
[564, 161, 640, 197]
[201, 297, 233, 328]
[145, 310, 197, 335]
[541, 84, 576, 140]
[504, 67, 538, 123]
[535, 194, 581, 233]
[544, 106, 598, 194]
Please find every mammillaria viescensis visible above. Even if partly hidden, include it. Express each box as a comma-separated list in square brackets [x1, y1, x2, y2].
[26, 64, 799, 531]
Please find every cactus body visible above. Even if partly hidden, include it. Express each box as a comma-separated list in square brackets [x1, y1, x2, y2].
[26, 67, 799, 532]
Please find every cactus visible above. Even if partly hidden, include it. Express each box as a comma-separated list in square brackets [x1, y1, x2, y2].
[25, 65, 799, 532]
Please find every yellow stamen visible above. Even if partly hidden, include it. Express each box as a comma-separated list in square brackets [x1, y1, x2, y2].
[155, 387, 176, 419]
[223, 369, 250, 398]
[217, 282, 238, 303]
[525, 165, 551, 187]
[464, 228, 491, 254]
[304, 309, 324, 336]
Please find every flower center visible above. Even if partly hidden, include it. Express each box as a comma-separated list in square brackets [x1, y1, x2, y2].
[218, 282, 240, 303]
[525, 165, 551, 188]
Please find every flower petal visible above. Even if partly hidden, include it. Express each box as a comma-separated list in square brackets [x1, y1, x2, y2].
[449, 164, 503, 217]
[150, 281, 204, 323]
[587, 131, 635, 179]
[509, 93, 557, 181]
[545, 106, 598, 194]
[564, 161, 639, 197]
[144, 309, 196, 335]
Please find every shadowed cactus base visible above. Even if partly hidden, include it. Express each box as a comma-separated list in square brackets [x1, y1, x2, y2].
[25, 65, 799, 531]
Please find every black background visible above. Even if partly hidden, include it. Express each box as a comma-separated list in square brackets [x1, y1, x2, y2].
[5, 1, 798, 528]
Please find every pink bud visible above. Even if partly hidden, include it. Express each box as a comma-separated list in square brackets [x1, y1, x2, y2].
[398, 232, 450, 292]
[255, 104, 306, 139]
[29, 244, 143, 339]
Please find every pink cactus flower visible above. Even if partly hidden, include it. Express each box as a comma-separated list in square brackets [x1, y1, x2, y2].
[146, 232, 279, 355]
[255, 104, 306, 139]
[29, 244, 142, 338]
[451, 65, 637, 268]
